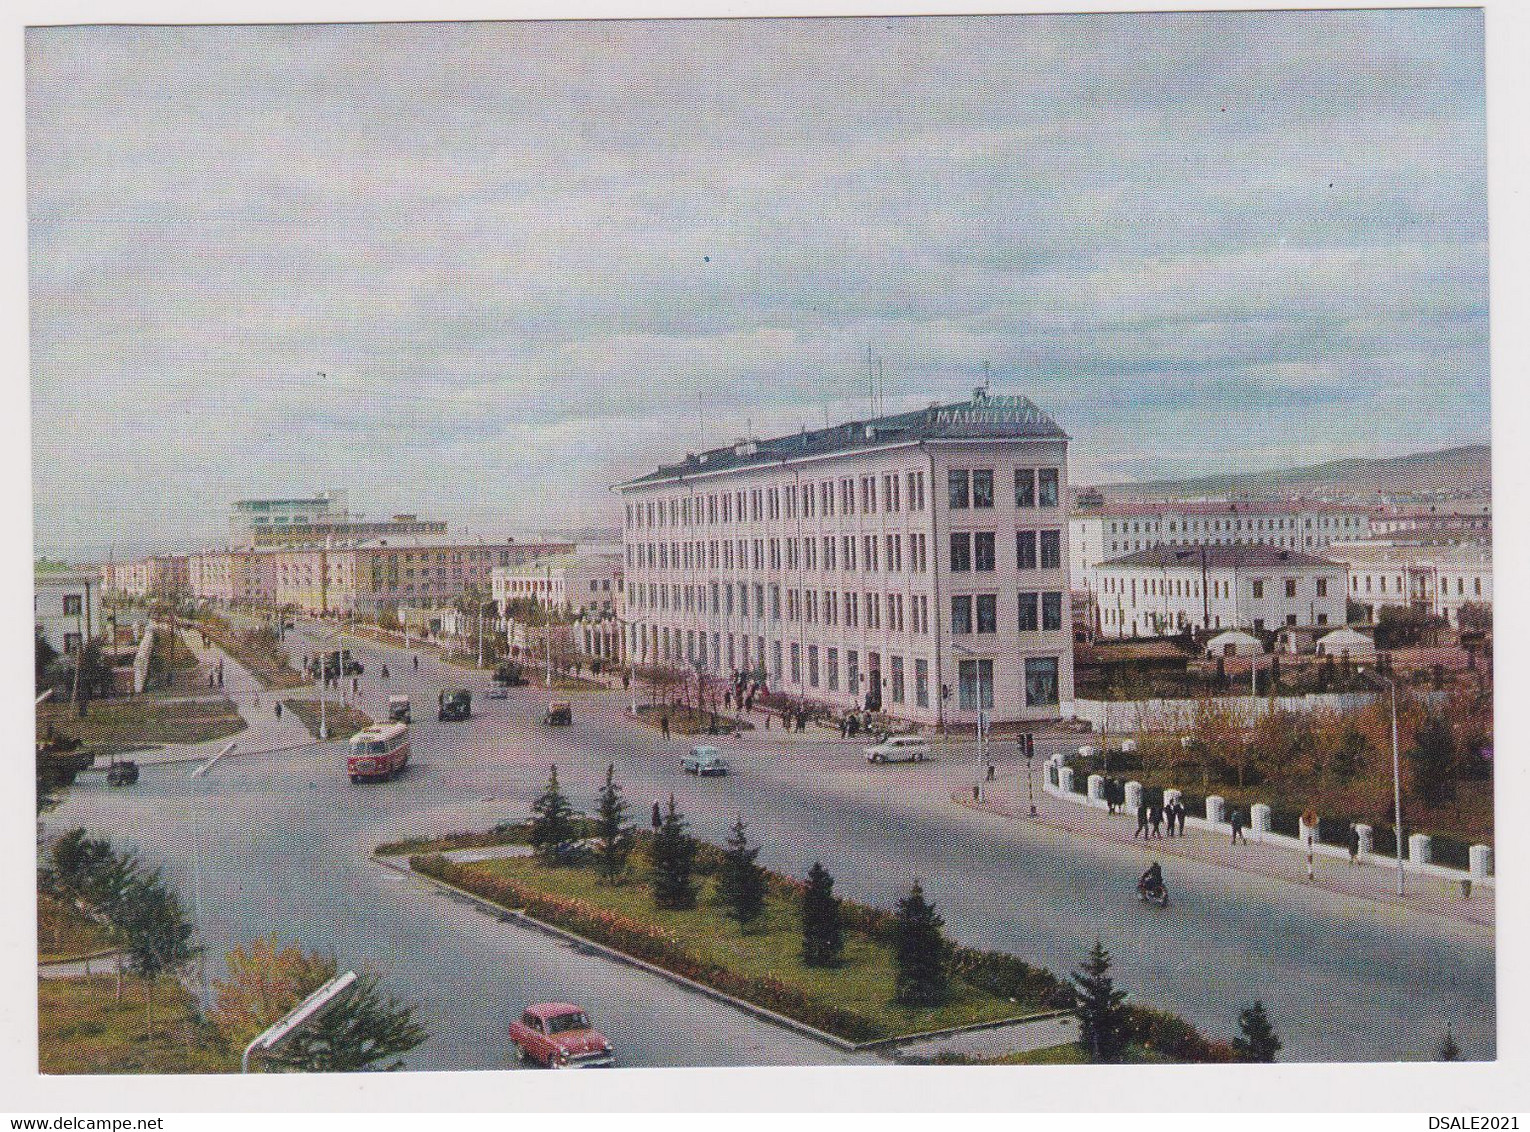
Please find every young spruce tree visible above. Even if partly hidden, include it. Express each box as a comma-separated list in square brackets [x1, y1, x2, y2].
[718, 817, 766, 928]
[1072, 938, 1130, 1063]
[529, 765, 578, 865]
[892, 882, 948, 1008]
[1437, 1026, 1461, 1062]
[593, 764, 634, 883]
[1231, 1000, 1282, 1063]
[649, 795, 697, 909]
[800, 862, 844, 968]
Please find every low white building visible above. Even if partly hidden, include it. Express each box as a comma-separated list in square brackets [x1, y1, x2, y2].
[491, 553, 623, 618]
[1094, 544, 1347, 639]
[1316, 626, 1377, 661]
[1205, 629, 1264, 658]
[1326, 540, 1492, 627]
[35, 569, 103, 657]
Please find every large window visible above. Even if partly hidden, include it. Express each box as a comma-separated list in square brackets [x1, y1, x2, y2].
[1038, 468, 1060, 508]
[1015, 469, 1035, 508]
[1017, 531, 1037, 571]
[915, 659, 929, 707]
[826, 648, 839, 692]
[1025, 656, 1060, 707]
[976, 594, 998, 634]
[1018, 592, 1039, 631]
[62, 595, 82, 616]
[1040, 530, 1062, 570]
[949, 533, 971, 573]
[808, 645, 819, 688]
[951, 595, 973, 634]
[958, 659, 994, 710]
[890, 656, 905, 704]
[972, 469, 994, 508]
[1043, 592, 1063, 631]
[948, 470, 970, 509]
[974, 532, 995, 572]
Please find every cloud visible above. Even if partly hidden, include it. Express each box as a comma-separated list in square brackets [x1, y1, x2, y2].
[27, 11, 1488, 559]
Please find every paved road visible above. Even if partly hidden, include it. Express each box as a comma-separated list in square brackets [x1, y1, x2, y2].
[50, 620, 1494, 1067]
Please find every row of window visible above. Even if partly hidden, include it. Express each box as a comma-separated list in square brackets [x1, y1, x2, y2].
[950, 530, 1063, 572]
[633, 624, 1062, 711]
[627, 471, 931, 530]
[948, 468, 1060, 510]
[1351, 573, 1485, 597]
[628, 532, 936, 574]
[950, 592, 1066, 634]
[1106, 515, 1363, 535]
[628, 581, 934, 634]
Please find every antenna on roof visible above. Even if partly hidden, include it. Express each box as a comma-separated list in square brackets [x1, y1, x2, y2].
[867, 344, 876, 420]
[877, 358, 886, 419]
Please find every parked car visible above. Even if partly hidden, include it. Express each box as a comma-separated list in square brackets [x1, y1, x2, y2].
[866, 735, 930, 763]
[495, 662, 528, 687]
[387, 694, 411, 724]
[543, 701, 572, 726]
[682, 745, 729, 776]
[510, 1004, 615, 1068]
[105, 758, 139, 787]
[438, 689, 472, 721]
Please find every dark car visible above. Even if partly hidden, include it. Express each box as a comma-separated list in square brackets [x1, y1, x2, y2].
[438, 689, 472, 721]
[106, 759, 139, 787]
[542, 701, 572, 726]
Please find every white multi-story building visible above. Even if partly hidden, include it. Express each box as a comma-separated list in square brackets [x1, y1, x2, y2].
[491, 553, 623, 618]
[1069, 501, 1370, 593]
[35, 569, 103, 656]
[1327, 540, 1492, 626]
[1094, 544, 1347, 639]
[616, 390, 1074, 726]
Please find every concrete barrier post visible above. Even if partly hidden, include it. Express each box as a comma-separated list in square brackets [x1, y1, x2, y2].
[1087, 774, 1106, 806]
[1206, 795, 1225, 825]
[1355, 824, 1373, 858]
[1470, 844, 1493, 880]
[1124, 780, 1143, 812]
[1058, 766, 1074, 794]
[1409, 833, 1432, 867]
[1250, 803, 1272, 839]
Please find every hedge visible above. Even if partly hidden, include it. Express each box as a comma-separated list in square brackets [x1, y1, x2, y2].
[1125, 1006, 1239, 1063]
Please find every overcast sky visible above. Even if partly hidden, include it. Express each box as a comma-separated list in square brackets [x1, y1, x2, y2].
[28, 10, 1487, 561]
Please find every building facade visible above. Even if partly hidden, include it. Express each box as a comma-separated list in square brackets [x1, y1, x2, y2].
[617, 390, 1074, 726]
[230, 491, 450, 548]
[491, 553, 623, 618]
[1094, 544, 1347, 639]
[1327, 541, 1492, 626]
[1069, 501, 1370, 594]
[35, 570, 103, 656]
[101, 555, 190, 601]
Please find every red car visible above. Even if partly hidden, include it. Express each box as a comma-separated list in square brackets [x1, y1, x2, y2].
[510, 1003, 615, 1068]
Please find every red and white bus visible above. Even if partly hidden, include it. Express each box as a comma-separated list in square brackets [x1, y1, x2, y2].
[347, 721, 410, 782]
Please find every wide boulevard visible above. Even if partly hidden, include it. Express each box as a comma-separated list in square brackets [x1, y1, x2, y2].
[50, 621, 1494, 1068]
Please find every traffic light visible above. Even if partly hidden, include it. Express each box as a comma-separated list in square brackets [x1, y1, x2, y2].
[1021, 732, 1035, 759]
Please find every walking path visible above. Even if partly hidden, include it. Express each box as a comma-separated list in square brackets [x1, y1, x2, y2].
[959, 778, 1494, 927]
[82, 631, 319, 770]
[895, 1014, 1078, 1062]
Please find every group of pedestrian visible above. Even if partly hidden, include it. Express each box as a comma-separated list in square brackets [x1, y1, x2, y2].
[1133, 796, 1189, 839]
[205, 662, 225, 690]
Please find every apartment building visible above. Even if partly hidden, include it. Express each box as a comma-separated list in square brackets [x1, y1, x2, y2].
[35, 569, 103, 656]
[1327, 540, 1492, 626]
[616, 389, 1074, 726]
[230, 492, 449, 548]
[101, 555, 190, 600]
[491, 553, 623, 618]
[1069, 501, 1370, 593]
[1093, 544, 1347, 639]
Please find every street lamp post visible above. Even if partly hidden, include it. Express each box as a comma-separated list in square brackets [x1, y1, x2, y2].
[1360, 667, 1406, 896]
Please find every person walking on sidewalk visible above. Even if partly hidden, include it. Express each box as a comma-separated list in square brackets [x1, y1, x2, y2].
[1176, 799, 1188, 837]
[1230, 807, 1247, 844]
[274, 702, 283, 720]
[1134, 799, 1150, 840]
[1150, 799, 1164, 839]
[660, 714, 670, 740]
[412, 655, 419, 672]
[1164, 799, 1175, 838]
[1348, 824, 1360, 865]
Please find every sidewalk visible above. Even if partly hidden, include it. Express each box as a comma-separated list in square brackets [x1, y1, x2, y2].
[959, 778, 1494, 928]
[83, 631, 320, 770]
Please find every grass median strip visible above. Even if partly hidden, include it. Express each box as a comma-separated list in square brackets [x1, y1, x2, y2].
[282, 699, 373, 739]
[412, 851, 1058, 1044]
[38, 698, 246, 754]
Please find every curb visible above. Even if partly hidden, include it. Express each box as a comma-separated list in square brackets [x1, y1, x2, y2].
[80, 739, 323, 772]
[376, 854, 1060, 1056]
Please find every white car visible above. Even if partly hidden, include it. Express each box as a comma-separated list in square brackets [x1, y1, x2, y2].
[865, 736, 930, 763]
[682, 746, 729, 776]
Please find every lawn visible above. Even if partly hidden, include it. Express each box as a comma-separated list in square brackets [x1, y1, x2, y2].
[38, 698, 246, 755]
[38, 895, 117, 963]
[198, 621, 307, 690]
[282, 699, 373, 739]
[463, 855, 1042, 1040]
[38, 974, 231, 1074]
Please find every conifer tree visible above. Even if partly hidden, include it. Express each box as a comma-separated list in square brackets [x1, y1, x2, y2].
[1231, 1000, 1282, 1062]
[649, 795, 697, 909]
[892, 882, 948, 1007]
[529, 765, 578, 865]
[1437, 1026, 1461, 1062]
[593, 764, 634, 883]
[800, 862, 844, 968]
[718, 817, 766, 928]
[1072, 938, 1130, 1062]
